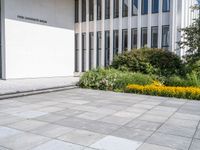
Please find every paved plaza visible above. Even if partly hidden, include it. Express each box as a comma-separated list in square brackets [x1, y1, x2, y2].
[0, 88, 200, 150]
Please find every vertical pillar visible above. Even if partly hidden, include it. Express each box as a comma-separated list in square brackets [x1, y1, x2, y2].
[137, 0, 142, 48]
[128, 0, 132, 51]
[170, 0, 176, 52]
[101, 0, 105, 67]
[86, 0, 90, 71]
[147, 0, 152, 48]
[110, 0, 114, 63]
[118, 0, 123, 53]
[93, 0, 97, 68]
[158, 0, 163, 49]
[78, 0, 82, 72]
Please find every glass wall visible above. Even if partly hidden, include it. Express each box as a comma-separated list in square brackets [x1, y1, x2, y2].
[105, 31, 110, 67]
[132, 0, 138, 16]
[82, 0, 86, 22]
[151, 26, 158, 48]
[113, 0, 119, 18]
[89, 0, 94, 21]
[142, 0, 148, 15]
[162, 25, 170, 49]
[163, 0, 170, 12]
[141, 28, 148, 47]
[75, 0, 79, 23]
[113, 30, 119, 56]
[82, 33, 86, 72]
[97, 32, 102, 67]
[122, 0, 128, 17]
[75, 34, 79, 72]
[89, 32, 94, 69]
[105, 0, 110, 19]
[131, 28, 137, 49]
[152, 0, 159, 13]
[122, 29, 128, 52]
[97, 0, 102, 20]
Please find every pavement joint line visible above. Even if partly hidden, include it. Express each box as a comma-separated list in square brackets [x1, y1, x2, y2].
[188, 120, 200, 150]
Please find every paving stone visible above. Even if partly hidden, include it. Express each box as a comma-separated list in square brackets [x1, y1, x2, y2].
[12, 111, 48, 119]
[35, 114, 67, 123]
[133, 104, 155, 109]
[100, 115, 134, 126]
[31, 124, 73, 138]
[0, 114, 25, 126]
[58, 129, 104, 146]
[138, 114, 169, 123]
[138, 143, 176, 150]
[171, 113, 200, 121]
[90, 136, 142, 150]
[112, 127, 153, 142]
[153, 106, 177, 112]
[55, 109, 85, 117]
[0, 132, 49, 150]
[158, 124, 196, 138]
[76, 112, 107, 120]
[189, 139, 200, 150]
[145, 110, 174, 117]
[113, 111, 140, 118]
[31, 139, 84, 150]
[0, 126, 22, 139]
[147, 133, 192, 150]
[126, 119, 161, 131]
[195, 129, 200, 139]
[8, 120, 48, 131]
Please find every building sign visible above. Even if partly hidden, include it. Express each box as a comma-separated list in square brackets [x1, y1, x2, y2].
[17, 15, 47, 24]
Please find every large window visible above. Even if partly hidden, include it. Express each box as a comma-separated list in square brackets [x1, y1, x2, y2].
[123, 0, 128, 17]
[152, 0, 159, 13]
[97, 0, 102, 20]
[162, 25, 170, 49]
[142, 0, 148, 15]
[113, 0, 119, 18]
[105, 0, 110, 19]
[141, 28, 148, 47]
[113, 30, 119, 56]
[82, 0, 86, 22]
[82, 33, 86, 72]
[105, 31, 110, 67]
[132, 0, 138, 16]
[163, 0, 170, 12]
[97, 32, 102, 67]
[75, 0, 79, 23]
[151, 26, 158, 48]
[89, 32, 94, 70]
[122, 29, 128, 52]
[75, 34, 79, 72]
[89, 0, 94, 21]
[131, 28, 137, 49]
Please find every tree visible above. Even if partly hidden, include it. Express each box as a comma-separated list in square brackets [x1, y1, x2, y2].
[178, 3, 200, 64]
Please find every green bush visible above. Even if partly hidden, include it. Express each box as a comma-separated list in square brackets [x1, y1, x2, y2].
[79, 68, 154, 91]
[112, 48, 185, 77]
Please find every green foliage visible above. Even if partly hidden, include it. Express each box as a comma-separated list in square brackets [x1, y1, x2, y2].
[79, 68, 154, 91]
[112, 48, 184, 77]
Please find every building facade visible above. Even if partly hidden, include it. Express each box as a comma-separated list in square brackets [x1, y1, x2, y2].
[0, 0, 199, 79]
[74, 0, 199, 73]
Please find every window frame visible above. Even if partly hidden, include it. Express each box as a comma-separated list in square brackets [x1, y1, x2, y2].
[152, 0, 159, 13]
[151, 26, 158, 48]
[113, 30, 119, 56]
[89, 32, 94, 70]
[104, 31, 110, 67]
[141, 0, 148, 15]
[141, 27, 148, 47]
[82, 33, 86, 72]
[75, 33, 79, 72]
[89, 0, 94, 21]
[75, 0, 79, 23]
[132, 0, 138, 16]
[97, 0, 102, 20]
[105, 0, 110, 19]
[131, 28, 137, 49]
[162, 0, 170, 12]
[122, 29, 128, 52]
[162, 25, 170, 49]
[122, 0, 128, 17]
[113, 0, 119, 18]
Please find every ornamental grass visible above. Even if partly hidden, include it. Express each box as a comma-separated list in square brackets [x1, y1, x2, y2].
[126, 81, 200, 100]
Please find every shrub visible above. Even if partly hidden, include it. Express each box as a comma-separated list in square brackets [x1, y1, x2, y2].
[112, 48, 185, 77]
[79, 68, 154, 91]
[126, 83, 200, 100]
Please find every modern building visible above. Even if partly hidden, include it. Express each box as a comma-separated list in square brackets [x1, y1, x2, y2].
[0, 0, 199, 79]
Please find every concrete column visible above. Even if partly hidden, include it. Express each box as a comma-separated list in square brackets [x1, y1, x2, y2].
[128, 0, 132, 51]
[78, 0, 82, 72]
[158, 0, 163, 49]
[86, 0, 90, 71]
[110, 0, 114, 63]
[170, 0, 176, 52]
[137, 0, 142, 49]
[118, 0, 123, 53]
[93, 0, 97, 68]
[101, 0, 105, 67]
[147, 0, 152, 48]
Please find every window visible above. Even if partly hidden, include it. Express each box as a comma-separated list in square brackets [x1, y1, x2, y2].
[162, 25, 170, 49]
[105, 31, 110, 67]
[75, 34, 79, 72]
[89, 32, 94, 69]
[142, 0, 148, 15]
[82, 0, 86, 22]
[82, 33, 86, 72]
[132, 0, 138, 16]
[151, 26, 158, 48]
[141, 28, 148, 47]
[97, 32, 102, 67]
[89, 0, 94, 21]
[97, 0, 102, 20]
[105, 0, 110, 19]
[75, 0, 79, 23]
[123, 0, 128, 17]
[131, 28, 137, 49]
[122, 29, 128, 52]
[113, 0, 119, 18]
[152, 0, 159, 13]
[113, 30, 119, 56]
[163, 0, 170, 12]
